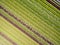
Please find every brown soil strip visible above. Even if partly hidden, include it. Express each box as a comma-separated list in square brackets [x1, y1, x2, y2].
[47, 0, 60, 10]
[0, 14, 43, 45]
[0, 32, 17, 45]
[0, 6, 54, 45]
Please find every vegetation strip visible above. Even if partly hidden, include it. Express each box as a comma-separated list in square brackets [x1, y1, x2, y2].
[0, 6, 54, 45]
[47, 0, 60, 10]
[0, 32, 17, 45]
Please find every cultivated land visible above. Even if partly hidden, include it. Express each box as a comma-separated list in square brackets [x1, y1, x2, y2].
[0, 0, 60, 45]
